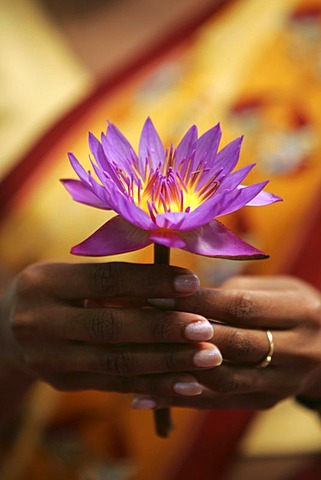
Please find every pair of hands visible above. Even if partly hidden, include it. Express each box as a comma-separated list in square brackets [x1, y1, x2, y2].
[1, 261, 321, 411]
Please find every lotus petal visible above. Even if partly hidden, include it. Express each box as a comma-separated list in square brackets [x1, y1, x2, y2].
[175, 125, 198, 166]
[104, 181, 155, 230]
[71, 215, 152, 256]
[219, 163, 255, 191]
[64, 118, 281, 259]
[179, 220, 268, 259]
[139, 117, 165, 170]
[216, 181, 269, 217]
[194, 123, 221, 167]
[61, 179, 110, 209]
[215, 136, 243, 177]
[149, 230, 186, 249]
[102, 123, 137, 173]
[243, 188, 282, 206]
[68, 153, 91, 185]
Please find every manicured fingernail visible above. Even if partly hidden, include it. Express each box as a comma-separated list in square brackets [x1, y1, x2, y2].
[185, 320, 214, 341]
[193, 347, 222, 368]
[173, 380, 203, 396]
[131, 396, 156, 410]
[174, 274, 200, 293]
[148, 298, 176, 309]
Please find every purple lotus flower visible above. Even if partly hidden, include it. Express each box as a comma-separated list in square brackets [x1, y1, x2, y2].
[62, 118, 281, 259]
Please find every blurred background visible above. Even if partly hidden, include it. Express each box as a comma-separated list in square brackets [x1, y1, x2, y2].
[1, 0, 321, 479]
[1, 0, 217, 179]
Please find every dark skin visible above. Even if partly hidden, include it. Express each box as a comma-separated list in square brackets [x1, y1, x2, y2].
[0, 261, 218, 429]
[134, 275, 321, 410]
[1, 263, 321, 430]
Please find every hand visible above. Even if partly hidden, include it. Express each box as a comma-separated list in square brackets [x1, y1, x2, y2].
[132, 275, 321, 410]
[0, 262, 222, 394]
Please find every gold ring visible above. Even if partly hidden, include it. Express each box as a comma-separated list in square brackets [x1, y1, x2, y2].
[258, 330, 274, 368]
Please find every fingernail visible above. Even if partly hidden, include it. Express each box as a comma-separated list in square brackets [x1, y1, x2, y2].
[148, 298, 176, 309]
[193, 347, 223, 368]
[131, 396, 156, 410]
[173, 380, 203, 396]
[174, 274, 200, 293]
[185, 320, 214, 341]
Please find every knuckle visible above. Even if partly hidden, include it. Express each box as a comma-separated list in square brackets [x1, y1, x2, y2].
[216, 374, 243, 393]
[227, 291, 255, 321]
[304, 297, 321, 328]
[89, 309, 121, 342]
[165, 350, 182, 371]
[146, 264, 168, 289]
[11, 310, 34, 341]
[90, 263, 125, 297]
[16, 264, 43, 297]
[17, 269, 35, 294]
[228, 329, 251, 361]
[100, 349, 135, 376]
[151, 313, 173, 341]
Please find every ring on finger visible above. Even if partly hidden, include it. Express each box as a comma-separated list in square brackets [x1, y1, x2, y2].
[257, 330, 274, 369]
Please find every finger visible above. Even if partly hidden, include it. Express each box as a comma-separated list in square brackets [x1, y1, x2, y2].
[44, 372, 203, 397]
[131, 391, 281, 410]
[86, 297, 148, 308]
[152, 288, 304, 329]
[221, 275, 306, 291]
[18, 304, 210, 344]
[28, 262, 200, 300]
[212, 324, 271, 364]
[193, 364, 298, 395]
[31, 304, 214, 344]
[194, 365, 265, 394]
[25, 342, 222, 376]
[130, 362, 299, 409]
[213, 327, 317, 372]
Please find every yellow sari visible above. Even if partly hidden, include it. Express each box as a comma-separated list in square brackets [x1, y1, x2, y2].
[1, 0, 321, 478]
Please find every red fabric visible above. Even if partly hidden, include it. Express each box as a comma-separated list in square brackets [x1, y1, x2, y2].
[166, 410, 254, 480]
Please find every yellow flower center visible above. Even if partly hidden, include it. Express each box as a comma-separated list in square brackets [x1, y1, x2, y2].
[116, 148, 220, 219]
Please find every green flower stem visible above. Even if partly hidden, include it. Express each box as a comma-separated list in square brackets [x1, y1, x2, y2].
[153, 243, 174, 438]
